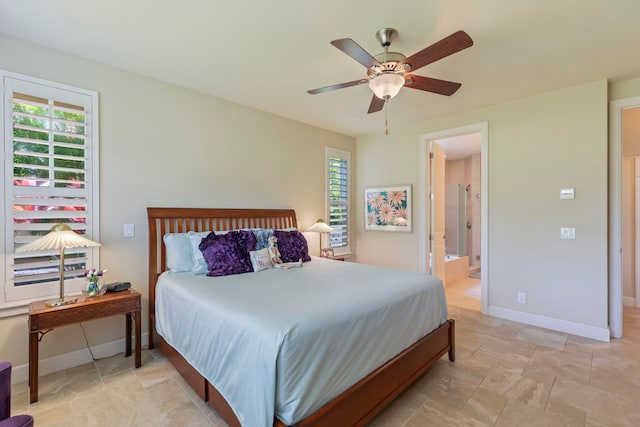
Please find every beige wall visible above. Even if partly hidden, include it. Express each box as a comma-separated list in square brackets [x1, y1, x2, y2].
[0, 35, 355, 366]
[356, 80, 609, 331]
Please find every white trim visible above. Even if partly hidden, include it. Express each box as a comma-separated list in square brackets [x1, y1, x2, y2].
[609, 97, 640, 338]
[325, 147, 351, 256]
[1, 69, 100, 306]
[11, 331, 149, 385]
[488, 305, 610, 342]
[419, 141, 428, 274]
[419, 122, 489, 315]
[624, 296, 636, 307]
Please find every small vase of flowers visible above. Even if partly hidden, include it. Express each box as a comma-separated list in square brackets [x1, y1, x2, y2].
[83, 268, 107, 297]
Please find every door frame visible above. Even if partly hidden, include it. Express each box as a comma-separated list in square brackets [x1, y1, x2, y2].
[419, 122, 489, 314]
[609, 97, 640, 338]
[636, 157, 640, 308]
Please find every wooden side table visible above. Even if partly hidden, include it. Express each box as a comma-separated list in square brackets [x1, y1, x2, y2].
[28, 289, 141, 403]
[323, 256, 345, 261]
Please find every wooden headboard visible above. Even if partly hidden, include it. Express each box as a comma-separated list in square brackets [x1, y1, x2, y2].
[146, 207, 297, 348]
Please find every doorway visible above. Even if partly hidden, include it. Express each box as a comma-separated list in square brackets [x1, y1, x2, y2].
[622, 155, 640, 309]
[610, 98, 640, 338]
[419, 122, 489, 314]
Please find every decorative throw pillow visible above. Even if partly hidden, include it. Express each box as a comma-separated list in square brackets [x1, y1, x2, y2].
[199, 230, 256, 276]
[252, 228, 274, 251]
[273, 229, 311, 263]
[249, 248, 274, 272]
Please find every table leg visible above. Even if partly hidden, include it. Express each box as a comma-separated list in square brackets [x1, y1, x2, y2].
[125, 313, 132, 357]
[29, 331, 38, 403]
[134, 311, 141, 368]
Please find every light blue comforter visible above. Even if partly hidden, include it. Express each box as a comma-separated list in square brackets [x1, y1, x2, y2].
[155, 257, 447, 426]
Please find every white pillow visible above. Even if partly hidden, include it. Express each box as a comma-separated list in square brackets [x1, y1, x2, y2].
[163, 231, 211, 273]
[189, 231, 212, 274]
[163, 233, 194, 272]
[249, 248, 274, 272]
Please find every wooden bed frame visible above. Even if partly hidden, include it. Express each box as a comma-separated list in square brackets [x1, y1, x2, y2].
[147, 207, 455, 427]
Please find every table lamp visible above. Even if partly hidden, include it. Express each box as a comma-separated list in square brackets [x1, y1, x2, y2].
[305, 219, 335, 256]
[16, 224, 101, 307]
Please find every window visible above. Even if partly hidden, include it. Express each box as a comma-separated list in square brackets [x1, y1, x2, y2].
[2, 71, 99, 309]
[326, 148, 350, 254]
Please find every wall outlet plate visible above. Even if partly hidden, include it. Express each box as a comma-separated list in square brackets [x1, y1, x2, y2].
[517, 292, 526, 304]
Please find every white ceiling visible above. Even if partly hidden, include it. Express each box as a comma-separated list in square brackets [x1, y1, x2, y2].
[436, 133, 481, 160]
[2, 1, 640, 137]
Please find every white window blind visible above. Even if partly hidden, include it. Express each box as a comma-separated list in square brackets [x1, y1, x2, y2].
[326, 148, 350, 252]
[2, 72, 99, 305]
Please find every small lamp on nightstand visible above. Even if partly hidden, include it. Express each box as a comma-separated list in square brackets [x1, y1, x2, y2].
[16, 224, 100, 307]
[305, 219, 335, 257]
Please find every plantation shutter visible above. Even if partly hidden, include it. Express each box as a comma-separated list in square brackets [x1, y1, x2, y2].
[327, 148, 350, 250]
[3, 74, 99, 303]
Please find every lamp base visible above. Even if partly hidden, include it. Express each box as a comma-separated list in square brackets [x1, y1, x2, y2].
[45, 296, 78, 307]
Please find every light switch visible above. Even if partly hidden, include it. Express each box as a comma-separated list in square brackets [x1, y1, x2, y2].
[124, 223, 135, 238]
[560, 188, 575, 200]
[560, 227, 575, 239]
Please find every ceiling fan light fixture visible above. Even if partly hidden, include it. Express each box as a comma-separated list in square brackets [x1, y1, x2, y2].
[368, 73, 405, 100]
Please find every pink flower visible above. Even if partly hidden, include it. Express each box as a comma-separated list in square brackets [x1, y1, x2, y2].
[378, 203, 396, 223]
[367, 193, 385, 208]
[387, 190, 406, 206]
[367, 212, 377, 225]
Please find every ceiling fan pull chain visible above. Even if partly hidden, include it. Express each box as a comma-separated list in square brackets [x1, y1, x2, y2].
[384, 98, 389, 135]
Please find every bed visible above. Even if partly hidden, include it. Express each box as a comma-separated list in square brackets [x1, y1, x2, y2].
[147, 207, 455, 427]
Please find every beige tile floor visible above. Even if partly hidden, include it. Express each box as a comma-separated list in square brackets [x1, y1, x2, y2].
[11, 277, 640, 426]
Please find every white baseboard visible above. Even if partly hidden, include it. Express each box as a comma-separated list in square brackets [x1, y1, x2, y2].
[623, 296, 637, 307]
[488, 306, 610, 342]
[12, 332, 148, 385]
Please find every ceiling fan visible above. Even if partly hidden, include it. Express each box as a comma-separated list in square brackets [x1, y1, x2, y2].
[308, 28, 473, 114]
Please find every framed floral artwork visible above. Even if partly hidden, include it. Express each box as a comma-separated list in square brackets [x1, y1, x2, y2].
[364, 185, 412, 232]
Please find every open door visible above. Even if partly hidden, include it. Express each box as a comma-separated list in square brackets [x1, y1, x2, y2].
[428, 141, 446, 283]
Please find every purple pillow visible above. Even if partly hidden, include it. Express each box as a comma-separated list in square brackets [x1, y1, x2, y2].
[273, 229, 311, 263]
[199, 230, 256, 276]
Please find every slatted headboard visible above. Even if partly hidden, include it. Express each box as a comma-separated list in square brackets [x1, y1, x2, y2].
[146, 207, 297, 348]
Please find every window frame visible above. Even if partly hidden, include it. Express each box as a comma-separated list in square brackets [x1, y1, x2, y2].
[1, 70, 100, 315]
[325, 147, 351, 256]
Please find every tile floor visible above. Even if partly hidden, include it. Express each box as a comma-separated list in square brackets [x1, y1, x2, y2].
[11, 277, 640, 426]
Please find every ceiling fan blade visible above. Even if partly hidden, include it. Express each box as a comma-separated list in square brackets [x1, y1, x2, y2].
[367, 95, 385, 114]
[331, 38, 381, 69]
[400, 30, 473, 72]
[307, 79, 368, 95]
[404, 75, 462, 96]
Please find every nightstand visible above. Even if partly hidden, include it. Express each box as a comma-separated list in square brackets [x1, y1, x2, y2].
[324, 256, 345, 261]
[28, 289, 141, 403]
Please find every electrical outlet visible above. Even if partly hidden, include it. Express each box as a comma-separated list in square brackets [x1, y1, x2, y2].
[517, 292, 526, 304]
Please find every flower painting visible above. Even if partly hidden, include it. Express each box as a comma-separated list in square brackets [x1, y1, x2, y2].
[364, 185, 411, 232]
